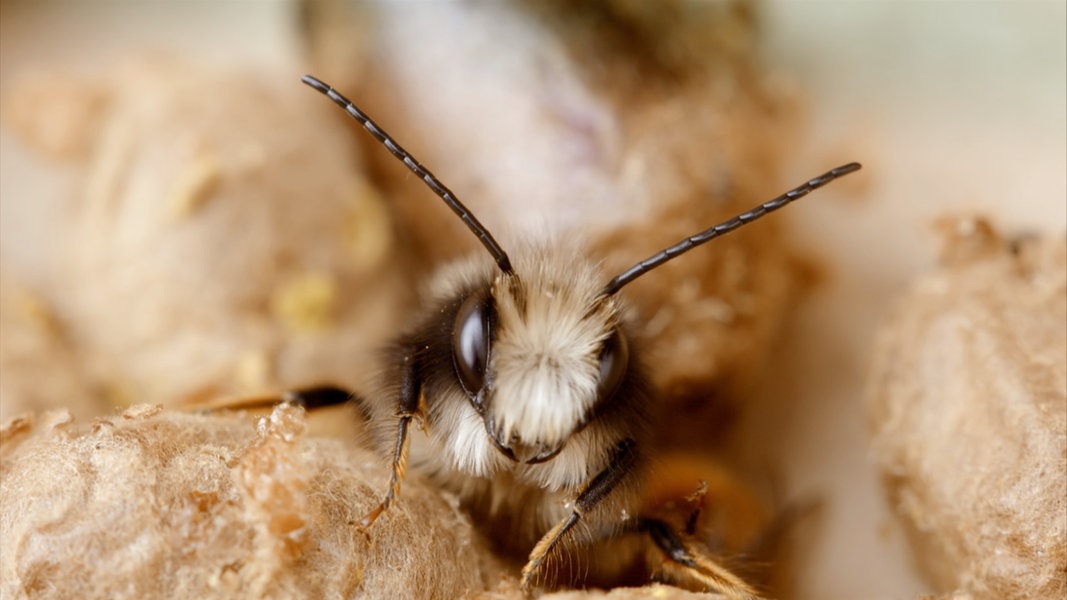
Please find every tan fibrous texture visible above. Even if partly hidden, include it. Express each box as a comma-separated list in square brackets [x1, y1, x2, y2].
[494, 586, 724, 600]
[0, 403, 504, 600]
[4, 58, 410, 410]
[302, 0, 804, 434]
[0, 403, 730, 600]
[867, 217, 1067, 599]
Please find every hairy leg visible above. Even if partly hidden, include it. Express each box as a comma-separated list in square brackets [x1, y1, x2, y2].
[521, 438, 639, 594]
[642, 518, 761, 600]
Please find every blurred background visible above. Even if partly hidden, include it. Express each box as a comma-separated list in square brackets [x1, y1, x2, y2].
[0, 2, 1063, 599]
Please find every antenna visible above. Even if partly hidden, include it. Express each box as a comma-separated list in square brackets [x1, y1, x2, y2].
[602, 162, 862, 296]
[302, 75, 514, 275]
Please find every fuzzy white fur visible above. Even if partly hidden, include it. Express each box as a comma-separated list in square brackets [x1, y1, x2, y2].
[418, 242, 625, 489]
[415, 382, 621, 491]
[490, 248, 619, 440]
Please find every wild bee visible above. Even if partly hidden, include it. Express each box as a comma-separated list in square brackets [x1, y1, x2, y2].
[295, 74, 860, 598]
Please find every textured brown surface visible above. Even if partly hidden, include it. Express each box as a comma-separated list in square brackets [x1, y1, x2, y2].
[0, 404, 505, 599]
[868, 218, 1067, 599]
[0, 403, 731, 600]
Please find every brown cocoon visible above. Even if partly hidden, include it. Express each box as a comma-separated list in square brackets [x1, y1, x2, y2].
[5, 58, 411, 409]
[867, 217, 1067, 599]
[0, 403, 505, 599]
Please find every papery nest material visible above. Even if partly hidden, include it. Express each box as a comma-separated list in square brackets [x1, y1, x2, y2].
[868, 216, 1067, 600]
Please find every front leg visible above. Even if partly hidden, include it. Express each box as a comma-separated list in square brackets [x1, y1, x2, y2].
[282, 385, 355, 410]
[642, 518, 761, 600]
[189, 384, 355, 412]
[520, 438, 639, 594]
[358, 346, 424, 528]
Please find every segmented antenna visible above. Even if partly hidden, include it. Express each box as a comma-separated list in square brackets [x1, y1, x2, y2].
[602, 162, 862, 296]
[301, 75, 514, 275]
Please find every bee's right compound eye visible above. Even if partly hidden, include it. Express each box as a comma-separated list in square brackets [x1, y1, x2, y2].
[452, 292, 492, 398]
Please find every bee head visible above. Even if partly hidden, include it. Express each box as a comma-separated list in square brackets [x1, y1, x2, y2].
[450, 249, 630, 464]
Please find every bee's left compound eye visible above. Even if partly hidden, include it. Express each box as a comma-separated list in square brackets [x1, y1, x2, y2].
[453, 292, 493, 397]
[596, 328, 629, 404]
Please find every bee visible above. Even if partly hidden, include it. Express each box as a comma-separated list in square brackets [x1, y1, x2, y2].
[295, 74, 860, 598]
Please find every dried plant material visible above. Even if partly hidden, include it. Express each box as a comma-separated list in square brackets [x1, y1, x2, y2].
[538, 586, 723, 600]
[475, 582, 723, 600]
[2, 58, 413, 408]
[0, 403, 505, 599]
[0, 412, 35, 459]
[868, 217, 1067, 599]
[0, 402, 737, 599]
[932, 215, 1005, 267]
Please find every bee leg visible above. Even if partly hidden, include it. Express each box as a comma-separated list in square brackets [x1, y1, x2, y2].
[520, 438, 639, 594]
[282, 385, 355, 409]
[358, 348, 423, 529]
[188, 384, 356, 412]
[641, 518, 762, 600]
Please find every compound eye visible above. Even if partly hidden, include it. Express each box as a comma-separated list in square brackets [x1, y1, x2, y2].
[597, 328, 629, 403]
[453, 292, 493, 397]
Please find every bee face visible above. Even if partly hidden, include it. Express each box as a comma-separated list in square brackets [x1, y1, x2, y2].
[443, 247, 631, 465]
